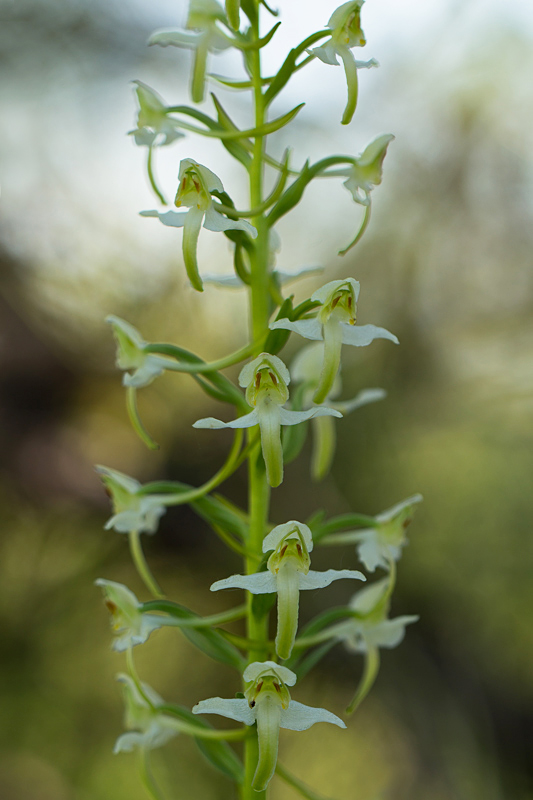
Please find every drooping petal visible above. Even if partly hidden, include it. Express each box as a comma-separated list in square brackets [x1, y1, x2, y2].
[204, 206, 258, 238]
[192, 697, 255, 725]
[253, 696, 282, 791]
[268, 317, 324, 341]
[314, 316, 344, 403]
[278, 406, 342, 426]
[257, 398, 283, 488]
[210, 571, 277, 594]
[279, 700, 346, 731]
[140, 209, 189, 228]
[341, 323, 399, 347]
[275, 561, 301, 660]
[182, 205, 206, 291]
[298, 568, 365, 590]
[192, 409, 259, 429]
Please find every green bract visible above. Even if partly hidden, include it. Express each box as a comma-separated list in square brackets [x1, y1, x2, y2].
[193, 661, 345, 791]
[193, 354, 342, 487]
[141, 159, 257, 292]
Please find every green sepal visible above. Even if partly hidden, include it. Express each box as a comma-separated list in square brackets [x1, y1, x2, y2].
[234, 21, 281, 50]
[210, 94, 252, 169]
[310, 511, 378, 543]
[158, 703, 244, 782]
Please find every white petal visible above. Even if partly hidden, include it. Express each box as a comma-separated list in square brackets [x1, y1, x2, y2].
[239, 353, 290, 389]
[193, 697, 255, 726]
[310, 42, 339, 66]
[243, 661, 297, 686]
[333, 388, 386, 415]
[122, 357, 170, 388]
[298, 568, 365, 590]
[204, 206, 258, 238]
[192, 410, 258, 429]
[349, 578, 389, 614]
[202, 273, 245, 288]
[278, 406, 342, 426]
[365, 616, 419, 649]
[311, 278, 360, 305]
[95, 465, 141, 496]
[276, 266, 324, 285]
[210, 572, 277, 594]
[357, 536, 386, 572]
[375, 494, 423, 524]
[148, 29, 203, 48]
[341, 323, 399, 347]
[353, 58, 379, 69]
[268, 318, 323, 341]
[140, 209, 189, 228]
[113, 731, 145, 753]
[280, 701, 346, 731]
[262, 521, 313, 554]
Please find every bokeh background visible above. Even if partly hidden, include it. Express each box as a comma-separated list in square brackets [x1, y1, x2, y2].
[1, 0, 532, 798]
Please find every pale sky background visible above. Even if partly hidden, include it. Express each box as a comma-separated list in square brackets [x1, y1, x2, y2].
[1, 0, 532, 314]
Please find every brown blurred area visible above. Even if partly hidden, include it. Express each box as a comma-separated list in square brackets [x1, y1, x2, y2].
[1, 1, 533, 799]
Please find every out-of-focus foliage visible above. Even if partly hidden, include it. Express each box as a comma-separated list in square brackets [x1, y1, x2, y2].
[1, 0, 532, 799]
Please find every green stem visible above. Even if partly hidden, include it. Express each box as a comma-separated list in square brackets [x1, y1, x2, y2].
[243, 9, 271, 799]
[139, 749, 167, 800]
[275, 762, 336, 800]
[145, 337, 265, 373]
[146, 146, 166, 206]
[128, 529, 164, 598]
[141, 601, 247, 628]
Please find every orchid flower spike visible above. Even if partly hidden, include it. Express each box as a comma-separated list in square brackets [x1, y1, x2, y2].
[107, 315, 177, 389]
[292, 342, 386, 480]
[211, 521, 365, 659]
[193, 661, 345, 791]
[96, 465, 166, 535]
[141, 159, 257, 292]
[193, 353, 342, 487]
[129, 81, 184, 148]
[114, 674, 179, 753]
[149, 0, 232, 103]
[310, 1, 378, 125]
[270, 278, 398, 404]
[95, 579, 169, 651]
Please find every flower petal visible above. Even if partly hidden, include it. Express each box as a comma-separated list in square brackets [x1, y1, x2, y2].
[193, 410, 258, 429]
[333, 387, 386, 415]
[262, 521, 313, 554]
[204, 206, 258, 238]
[280, 701, 346, 731]
[341, 323, 399, 347]
[193, 697, 255, 726]
[278, 406, 342, 426]
[148, 29, 204, 48]
[243, 661, 297, 686]
[140, 209, 189, 228]
[298, 568, 365, 590]
[210, 572, 277, 594]
[268, 318, 324, 341]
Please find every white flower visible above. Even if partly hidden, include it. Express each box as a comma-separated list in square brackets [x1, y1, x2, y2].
[141, 159, 257, 292]
[129, 81, 184, 148]
[149, 0, 233, 103]
[202, 265, 323, 289]
[95, 579, 168, 651]
[211, 521, 365, 659]
[107, 315, 177, 389]
[309, 1, 378, 125]
[345, 494, 423, 571]
[96, 465, 166, 534]
[193, 661, 345, 790]
[270, 278, 398, 403]
[333, 134, 395, 206]
[340, 579, 419, 653]
[114, 674, 179, 753]
[292, 342, 386, 480]
[193, 353, 342, 487]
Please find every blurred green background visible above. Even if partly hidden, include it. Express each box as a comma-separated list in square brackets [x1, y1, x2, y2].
[1, 0, 532, 798]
